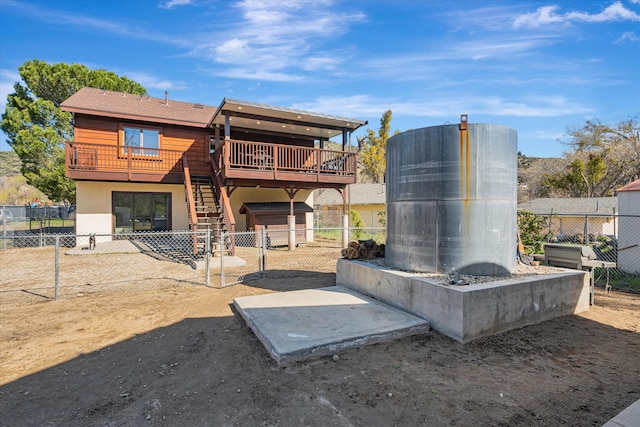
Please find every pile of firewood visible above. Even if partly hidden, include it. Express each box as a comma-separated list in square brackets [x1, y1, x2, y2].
[341, 239, 385, 260]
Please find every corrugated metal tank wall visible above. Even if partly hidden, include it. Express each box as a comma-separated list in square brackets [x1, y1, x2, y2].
[386, 122, 517, 275]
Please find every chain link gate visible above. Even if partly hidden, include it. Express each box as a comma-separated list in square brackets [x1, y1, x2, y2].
[217, 230, 263, 287]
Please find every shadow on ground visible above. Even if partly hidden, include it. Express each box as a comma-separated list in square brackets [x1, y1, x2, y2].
[247, 270, 336, 292]
[1, 304, 638, 426]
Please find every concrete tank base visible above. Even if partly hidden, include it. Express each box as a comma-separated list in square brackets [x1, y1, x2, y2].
[336, 259, 590, 343]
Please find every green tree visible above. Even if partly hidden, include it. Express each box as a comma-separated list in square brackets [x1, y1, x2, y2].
[1, 60, 146, 202]
[0, 150, 21, 176]
[517, 210, 553, 255]
[350, 209, 365, 240]
[357, 110, 399, 183]
[541, 118, 639, 197]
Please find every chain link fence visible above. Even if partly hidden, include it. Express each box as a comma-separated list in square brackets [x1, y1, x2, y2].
[0, 227, 386, 304]
[2, 212, 637, 304]
[1, 204, 76, 237]
[522, 212, 640, 292]
[314, 207, 386, 229]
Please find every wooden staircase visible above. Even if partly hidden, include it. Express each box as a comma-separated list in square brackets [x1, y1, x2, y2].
[191, 176, 226, 255]
[183, 154, 235, 257]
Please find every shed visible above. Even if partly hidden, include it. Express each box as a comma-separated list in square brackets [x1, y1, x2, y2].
[617, 179, 640, 274]
[239, 202, 312, 247]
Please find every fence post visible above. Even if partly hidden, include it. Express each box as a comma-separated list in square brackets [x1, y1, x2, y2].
[55, 235, 60, 300]
[205, 228, 211, 287]
[261, 226, 267, 278]
[220, 231, 225, 286]
[2, 205, 5, 250]
[584, 215, 589, 245]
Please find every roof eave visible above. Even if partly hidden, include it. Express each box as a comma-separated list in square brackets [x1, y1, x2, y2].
[208, 98, 367, 138]
[62, 106, 211, 128]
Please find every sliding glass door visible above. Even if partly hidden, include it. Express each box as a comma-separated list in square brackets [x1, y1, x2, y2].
[113, 192, 171, 233]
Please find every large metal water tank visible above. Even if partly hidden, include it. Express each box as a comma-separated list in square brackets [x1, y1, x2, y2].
[385, 117, 517, 275]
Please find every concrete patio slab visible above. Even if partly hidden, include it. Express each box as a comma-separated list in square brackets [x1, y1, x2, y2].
[603, 398, 640, 427]
[233, 286, 430, 364]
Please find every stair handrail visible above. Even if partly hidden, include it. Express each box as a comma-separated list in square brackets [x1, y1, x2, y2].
[209, 152, 236, 256]
[182, 154, 199, 255]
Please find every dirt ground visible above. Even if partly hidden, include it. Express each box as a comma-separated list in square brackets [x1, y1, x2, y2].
[1, 249, 639, 426]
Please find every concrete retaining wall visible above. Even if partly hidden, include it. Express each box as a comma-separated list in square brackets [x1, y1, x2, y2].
[336, 259, 590, 343]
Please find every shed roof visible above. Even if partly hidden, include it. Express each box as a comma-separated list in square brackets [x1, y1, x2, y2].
[517, 197, 618, 215]
[618, 179, 640, 192]
[314, 184, 386, 206]
[239, 202, 313, 214]
[61, 87, 217, 128]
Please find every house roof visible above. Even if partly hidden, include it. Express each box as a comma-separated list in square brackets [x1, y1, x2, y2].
[314, 184, 386, 206]
[210, 98, 367, 139]
[517, 197, 618, 215]
[239, 202, 313, 214]
[61, 87, 217, 128]
[618, 179, 640, 192]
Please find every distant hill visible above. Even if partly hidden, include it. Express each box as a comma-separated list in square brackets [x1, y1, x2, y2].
[517, 154, 565, 202]
[0, 151, 21, 176]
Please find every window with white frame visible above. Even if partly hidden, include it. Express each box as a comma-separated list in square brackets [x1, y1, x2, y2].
[122, 126, 161, 156]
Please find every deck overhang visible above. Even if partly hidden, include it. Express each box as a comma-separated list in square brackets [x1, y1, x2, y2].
[210, 98, 367, 141]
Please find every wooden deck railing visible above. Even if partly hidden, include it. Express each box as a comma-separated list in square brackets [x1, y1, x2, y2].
[67, 140, 357, 185]
[209, 155, 236, 256]
[66, 142, 184, 181]
[219, 139, 357, 183]
[182, 154, 200, 255]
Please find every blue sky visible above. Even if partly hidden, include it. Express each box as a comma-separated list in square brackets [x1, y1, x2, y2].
[0, 0, 638, 157]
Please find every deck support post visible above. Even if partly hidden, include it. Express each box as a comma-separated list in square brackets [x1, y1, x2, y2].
[342, 214, 349, 248]
[283, 187, 301, 251]
[288, 215, 296, 251]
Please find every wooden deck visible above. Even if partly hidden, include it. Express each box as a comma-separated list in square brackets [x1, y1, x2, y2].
[65, 142, 185, 183]
[66, 140, 357, 187]
[215, 139, 357, 188]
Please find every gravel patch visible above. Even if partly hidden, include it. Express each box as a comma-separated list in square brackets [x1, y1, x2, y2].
[361, 257, 566, 285]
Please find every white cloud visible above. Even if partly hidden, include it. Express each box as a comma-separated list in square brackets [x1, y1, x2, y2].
[291, 95, 383, 118]
[513, 1, 640, 29]
[615, 31, 639, 43]
[2, 0, 184, 46]
[302, 56, 340, 71]
[293, 94, 593, 122]
[566, 1, 640, 22]
[125, 72, 189, 91]
[190, 0, 366, 80]
[0, 69, 22, 115]
[213, 68, 304, 83]
[513, 6, 565, 29]
[159, 0, 194, 9]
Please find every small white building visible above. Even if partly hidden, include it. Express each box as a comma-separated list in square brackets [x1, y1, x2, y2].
[617, 179, 640, 274]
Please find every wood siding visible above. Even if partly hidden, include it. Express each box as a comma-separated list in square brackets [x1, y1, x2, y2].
[67, 114, 356, 187]
[73, 114, 211, 176]
[165, 127, 210, 176]
[74, 116, 119, 145]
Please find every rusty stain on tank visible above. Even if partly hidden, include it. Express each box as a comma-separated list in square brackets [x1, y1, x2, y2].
[459, 115, 473, 262]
